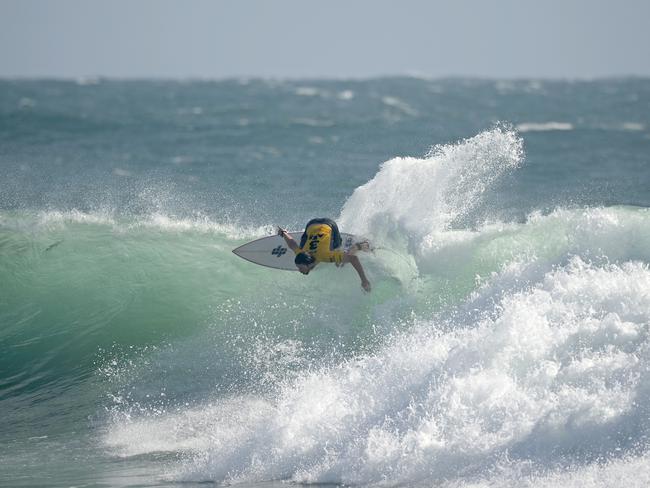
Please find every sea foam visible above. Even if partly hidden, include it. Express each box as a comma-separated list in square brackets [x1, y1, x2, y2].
[100, 127, 650, 486]
[104, 256, 650, 486]
[339, 126, 523, 242]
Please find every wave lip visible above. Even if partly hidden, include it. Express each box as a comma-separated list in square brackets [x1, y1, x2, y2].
[339, 126, 523, 240]
[0, 209, 272, 240]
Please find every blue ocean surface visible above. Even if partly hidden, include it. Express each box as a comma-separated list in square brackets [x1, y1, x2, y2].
[1, 77, 650, 487]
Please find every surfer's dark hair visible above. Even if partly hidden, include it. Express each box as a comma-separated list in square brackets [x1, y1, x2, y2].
[295, 252, 315, 266]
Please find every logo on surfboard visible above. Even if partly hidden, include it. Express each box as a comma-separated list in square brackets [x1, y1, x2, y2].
[271, 245, 287, 257]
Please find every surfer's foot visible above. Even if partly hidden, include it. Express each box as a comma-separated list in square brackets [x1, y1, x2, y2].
[357, 240, 371, 252]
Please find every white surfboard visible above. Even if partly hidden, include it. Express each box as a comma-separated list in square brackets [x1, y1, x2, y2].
[232, 232, 365, 271]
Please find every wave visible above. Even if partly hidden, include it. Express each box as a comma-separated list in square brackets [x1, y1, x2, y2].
[98, 127, 650, 485]
[104, 254, 650, 485]
[5, 203, 647, 406]
[0, 210, 273, 404]
[4, 125, 650, 486]
[381, 96, 419, 116]
[516, 122, 574, 132]
[339, 126, 524, 239]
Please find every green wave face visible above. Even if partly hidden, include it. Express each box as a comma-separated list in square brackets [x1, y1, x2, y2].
[2, 205, 650, 484]
[3, 206, 650, 404]
[0, 211, 404, 414]
[1, 213, 244, 402]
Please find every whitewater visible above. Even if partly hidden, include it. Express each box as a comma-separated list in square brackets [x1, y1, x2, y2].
[1, 78, 650, 487]
[100, 131, 650, 487]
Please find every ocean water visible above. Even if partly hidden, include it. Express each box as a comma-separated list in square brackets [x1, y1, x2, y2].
[1, 77, 650, 487]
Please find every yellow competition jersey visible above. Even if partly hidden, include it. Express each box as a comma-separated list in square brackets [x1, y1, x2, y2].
[295, 223, 344, 264]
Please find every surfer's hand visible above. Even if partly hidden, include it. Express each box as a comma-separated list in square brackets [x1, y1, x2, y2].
[361, 280, 371, 292]
[277, 227, 287, 236]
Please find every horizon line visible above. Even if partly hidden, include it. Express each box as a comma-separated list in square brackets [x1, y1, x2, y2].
[2, 73, 650, 83]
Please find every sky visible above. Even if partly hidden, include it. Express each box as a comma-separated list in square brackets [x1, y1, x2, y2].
[1, 0, 650, 79]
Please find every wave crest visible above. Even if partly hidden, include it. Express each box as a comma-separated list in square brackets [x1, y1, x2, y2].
[339, 126, 523, 243]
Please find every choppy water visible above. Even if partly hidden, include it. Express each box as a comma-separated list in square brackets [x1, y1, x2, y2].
[1, 78, 650, 487]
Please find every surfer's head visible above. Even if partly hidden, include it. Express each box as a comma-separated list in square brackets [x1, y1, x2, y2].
[295, 252, 316, 274]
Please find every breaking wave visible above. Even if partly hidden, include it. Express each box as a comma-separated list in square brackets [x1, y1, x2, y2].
[96, 127, 650, 486]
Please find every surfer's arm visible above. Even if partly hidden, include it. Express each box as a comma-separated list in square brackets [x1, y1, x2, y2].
[343, 254, 371, 292]
[278, 227, 300, 252]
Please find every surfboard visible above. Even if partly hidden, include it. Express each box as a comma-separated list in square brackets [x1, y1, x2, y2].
[232, 232, 365, 271]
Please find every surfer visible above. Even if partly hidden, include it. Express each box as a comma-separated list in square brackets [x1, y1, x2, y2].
[277, 218, 372, 292]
